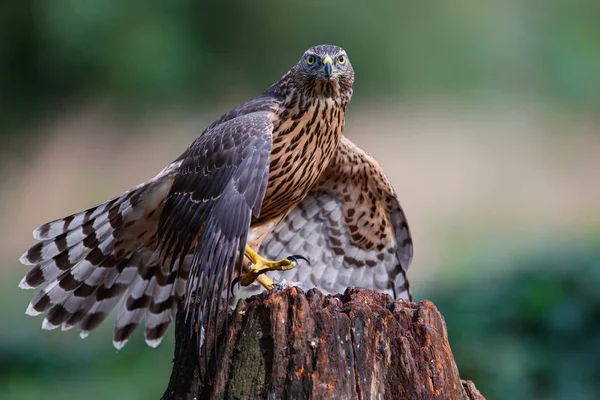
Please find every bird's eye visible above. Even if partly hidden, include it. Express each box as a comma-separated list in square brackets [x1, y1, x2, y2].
[306, 55, 316, 65]
[337, 55, 346, 65]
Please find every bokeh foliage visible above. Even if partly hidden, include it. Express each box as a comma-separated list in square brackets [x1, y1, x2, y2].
[1, 291, 174, 400]
[1, 0, 599, 131]
[1, 1, 599, 399]
[428, 239, 600, 400]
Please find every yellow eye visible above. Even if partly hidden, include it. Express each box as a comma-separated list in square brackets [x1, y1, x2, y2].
[306, 55, 316, 65]
[337, 55, 346, 65]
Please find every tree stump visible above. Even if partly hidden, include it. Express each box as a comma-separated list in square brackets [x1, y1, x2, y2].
[162, 287, 485, 400]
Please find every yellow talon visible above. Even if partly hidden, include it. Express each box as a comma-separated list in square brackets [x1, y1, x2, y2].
[239, 246, 304, 287]
[256, 275, 275, 291]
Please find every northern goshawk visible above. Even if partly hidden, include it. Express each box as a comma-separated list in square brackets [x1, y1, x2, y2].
[19, 44, 413, 349]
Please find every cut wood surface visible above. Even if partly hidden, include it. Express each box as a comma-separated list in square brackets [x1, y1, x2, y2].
[162, 287, 485, 400]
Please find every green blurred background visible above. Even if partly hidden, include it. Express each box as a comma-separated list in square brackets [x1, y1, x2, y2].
[1, 1, 599, 399]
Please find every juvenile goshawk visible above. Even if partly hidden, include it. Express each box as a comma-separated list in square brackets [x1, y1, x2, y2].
[19, 44, 413, 349]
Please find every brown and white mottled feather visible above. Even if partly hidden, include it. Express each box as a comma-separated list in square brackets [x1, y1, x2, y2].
[20, 45, 410, 351]
[19, 165, 177, 348]
[243, 136, 413, 300]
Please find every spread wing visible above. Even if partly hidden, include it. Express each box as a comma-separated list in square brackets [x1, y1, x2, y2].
[158, 111, 273, 337]
[257, 136, 413, 299]
[19, 108, 274, 350]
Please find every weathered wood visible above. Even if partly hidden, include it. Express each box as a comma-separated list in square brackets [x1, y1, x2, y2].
[162, 287, 485, 400]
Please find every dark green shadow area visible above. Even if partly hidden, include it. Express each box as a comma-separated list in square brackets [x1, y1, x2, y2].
[425, 238, 600, 400]
[1, 272, 174, 399]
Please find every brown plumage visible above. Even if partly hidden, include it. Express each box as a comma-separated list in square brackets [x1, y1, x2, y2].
[243, 136, 413, 301]
[19, 44, 413, 350]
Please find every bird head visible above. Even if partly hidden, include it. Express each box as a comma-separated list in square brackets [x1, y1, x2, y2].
[292, 44, 354, 101]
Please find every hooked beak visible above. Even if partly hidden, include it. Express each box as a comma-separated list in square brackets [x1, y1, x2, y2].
[322, 56, 333, 79]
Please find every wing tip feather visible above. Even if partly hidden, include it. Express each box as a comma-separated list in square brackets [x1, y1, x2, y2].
[61, 323, 74, 332]
[18, 277, 35, 290]
[145, 338, 163, 348]
[113, 339, 128, 350]
[42, 318, 59, 330]
[25, 303, 42, 316]
[32, 229, 43, 241]
[19, 252, 35, 266]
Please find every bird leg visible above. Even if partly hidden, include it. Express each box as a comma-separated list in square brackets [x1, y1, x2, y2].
[239, 245, 308, 287]
[230, 266, 275, 296]
[255, 272, 276, 291]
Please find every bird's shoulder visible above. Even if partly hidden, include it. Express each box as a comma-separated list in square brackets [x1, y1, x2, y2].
[207, 93, 282, 130]
[319, 137, 394, 195]
[172, 93, 282, 166]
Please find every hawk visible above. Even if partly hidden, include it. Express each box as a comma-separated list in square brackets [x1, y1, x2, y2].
[19, 45, 413, 350]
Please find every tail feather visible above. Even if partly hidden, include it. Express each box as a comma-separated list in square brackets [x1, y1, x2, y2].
[113, 270, 158, 349]
[77, 265, 138, 333]
[32, 195, 122, 241]
[144, 260, 188, 347]
[19, 171, 184, 349]
[22, 210, 116, 267]
[43, 257, 138, 330]
[19, 198, 136, 290]
[39, 255, 123, 329]
[61, 293, 98, 331]
[27, 238, 117, 316]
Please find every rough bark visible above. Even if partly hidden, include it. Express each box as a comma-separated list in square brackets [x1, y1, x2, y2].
[162, 287, 485, 400]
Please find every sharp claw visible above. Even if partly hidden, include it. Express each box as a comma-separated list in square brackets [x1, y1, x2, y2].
[230, 277, 241, 296]
[287, 254, 310, 265]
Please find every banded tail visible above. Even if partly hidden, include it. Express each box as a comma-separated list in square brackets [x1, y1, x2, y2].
[18, 167, 188, 349]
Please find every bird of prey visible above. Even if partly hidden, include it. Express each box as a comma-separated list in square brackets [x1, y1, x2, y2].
[19, 44, 413, 350]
